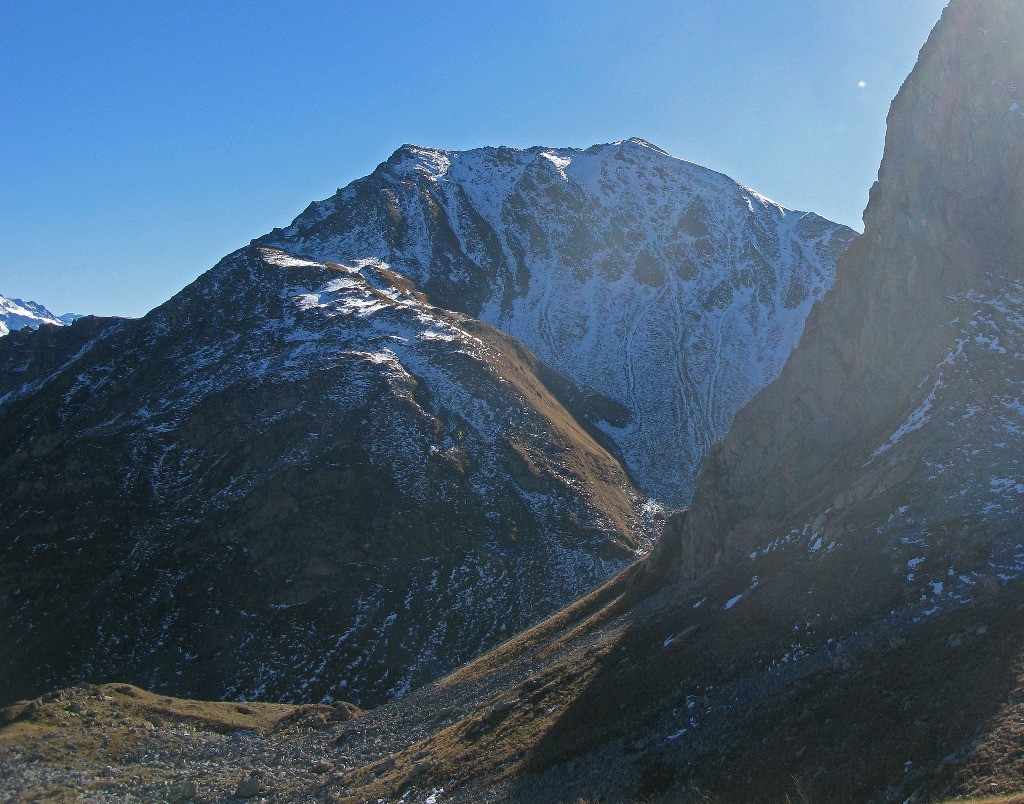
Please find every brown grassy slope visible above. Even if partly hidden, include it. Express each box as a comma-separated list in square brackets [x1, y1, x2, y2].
[339, 541, 1024, 803]
[456, 315, 646, 550]
[7, 561, 1024, 803]
[0, 682, 357, 760]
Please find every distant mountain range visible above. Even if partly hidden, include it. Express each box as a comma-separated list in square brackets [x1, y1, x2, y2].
[0, 295, 83, 337]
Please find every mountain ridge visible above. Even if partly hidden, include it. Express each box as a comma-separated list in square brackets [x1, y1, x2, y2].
[0, 295, 82, 338]
[0, 244, 653, 709]
[258, 137, 856, 504]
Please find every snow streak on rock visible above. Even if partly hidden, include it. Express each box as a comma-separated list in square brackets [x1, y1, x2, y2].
[259, 139, 855, 504]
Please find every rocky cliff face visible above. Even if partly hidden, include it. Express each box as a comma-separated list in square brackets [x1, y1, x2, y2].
[663, 0, 1024, 603]
[0, 246, 650, 707]
[258, 139, 855, 504]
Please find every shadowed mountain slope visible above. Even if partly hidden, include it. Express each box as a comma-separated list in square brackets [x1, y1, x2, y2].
[663, 0, 1024, 588]
[0, 246, 651, 709]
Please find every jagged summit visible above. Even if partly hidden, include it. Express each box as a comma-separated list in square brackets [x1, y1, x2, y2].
[386, 136, 670, 165]
[299, 137, 781, 233]
[0, 294, 77, 337]
[260, 138, 855, 504]
[621, 136, 670, 154]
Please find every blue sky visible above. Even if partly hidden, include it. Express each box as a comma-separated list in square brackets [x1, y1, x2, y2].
[1, 1, 948, 317]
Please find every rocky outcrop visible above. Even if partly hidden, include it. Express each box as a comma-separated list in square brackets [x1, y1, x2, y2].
[663, 1, 1024, 600]
[258, 139, 855, 504]
[0, 246, 651, 707]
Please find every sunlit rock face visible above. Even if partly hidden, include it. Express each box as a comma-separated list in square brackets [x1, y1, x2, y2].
[258, 139, 855, 505]
[666, 0, 1024, 604]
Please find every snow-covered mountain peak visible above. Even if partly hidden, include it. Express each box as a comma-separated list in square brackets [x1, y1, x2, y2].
[620, 136, 670, 154]
[378, 137, 729, 188]
[258, 141, 857, 504]
[278, 138, 837, 263]
[0, 294, 77, 337]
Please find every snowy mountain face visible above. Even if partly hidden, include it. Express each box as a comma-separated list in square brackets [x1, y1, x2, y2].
[0, 246, 651, 707]
[0, 295, 71, 337]
[0, 141, 852, 708]
[258, 139, 856, 505]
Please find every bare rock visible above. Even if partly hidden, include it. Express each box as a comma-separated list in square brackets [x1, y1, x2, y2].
[166, 779, 199, 802]
[234, 774, 263, 798]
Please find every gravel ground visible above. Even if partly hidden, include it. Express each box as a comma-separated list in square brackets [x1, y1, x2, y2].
[0, 573, 639, 803]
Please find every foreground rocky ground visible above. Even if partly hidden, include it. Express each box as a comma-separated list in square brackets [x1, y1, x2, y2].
[6, 553, 1024, 803]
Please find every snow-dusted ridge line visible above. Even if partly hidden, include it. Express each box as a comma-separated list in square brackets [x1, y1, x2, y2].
[0, 244, 652, 708]
[259, 138, 857, 504]
[0, 294, 82, 337]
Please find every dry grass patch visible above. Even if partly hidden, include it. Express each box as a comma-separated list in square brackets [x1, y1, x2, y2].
[940, 798, 1024, 804]
[0, 682, 360, 772]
